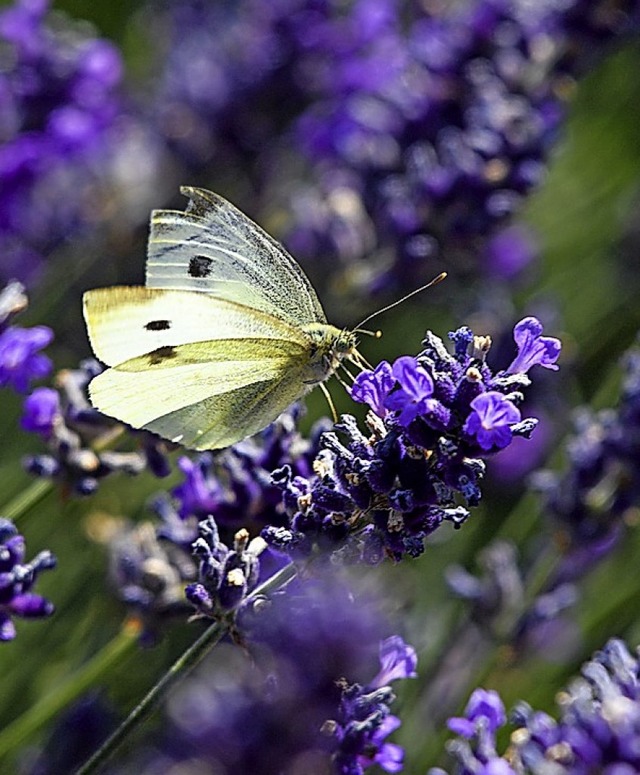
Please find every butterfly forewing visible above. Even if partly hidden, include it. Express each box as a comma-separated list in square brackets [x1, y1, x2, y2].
[83, 187, 355, 451]
[83, 286, 309, 368]
[146, 187, 326, 326]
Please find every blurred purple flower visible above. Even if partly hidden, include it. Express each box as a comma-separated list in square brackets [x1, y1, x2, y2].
[21, 386, 60, 436]
[371, 635, 418, 688]
[0, 325, 52, 392]
[485, 225, 538, 279]
[448, 688, 507, 739]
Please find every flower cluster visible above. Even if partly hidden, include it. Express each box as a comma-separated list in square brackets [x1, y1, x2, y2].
[21, 360, 171, 495]
[285, 0, 640, 289]
[185, 517, 266, 619]
[434, 638, 640, 774]
[140, 0, 639, 291]
[106, 512, 197, 646]
[0, 0, 128, 285]
[0, 281, 52, 393]
[113, 571, 408, 774]
[0, 518, 56, 641]
[534, 337, 640, 583]
[328, 635, 417, 774]
[172, 404, 326, 532]
[265, 317, 560, 562]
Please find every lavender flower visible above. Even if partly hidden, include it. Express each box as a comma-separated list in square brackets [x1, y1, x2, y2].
[507, 317, 562, 375]
[0, 280, 52, 393]
[21, 386, 60, 436]
[185, 518, 266, 617]
[22, 360, 171, 495]
[106, 511, 197, 646]
[0, 517, 56, 641]
[437, 638, 640, 774]
[0, 0, 128, 284]
[328, 635, 417, 774]
[265, 317, 560, 562]
[283, 0, 640, 290]
[0, 325, 52, 393]
[463, 392, 521, 451]
[115, 571, 406, 774]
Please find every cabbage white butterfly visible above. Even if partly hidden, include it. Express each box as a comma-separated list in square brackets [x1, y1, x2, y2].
[83, 187, 367, 450]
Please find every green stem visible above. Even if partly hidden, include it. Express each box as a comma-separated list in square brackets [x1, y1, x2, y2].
[0, 622, 138, 760]
[75, 561, 298, 774]
[3, 478, 53, 523]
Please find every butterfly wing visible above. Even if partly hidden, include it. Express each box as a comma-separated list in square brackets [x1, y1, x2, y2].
[83, 286, 314, 449]
[145, 186, 327, 326]
[88, 339, 311, 450]
[83, 286, 309, 367]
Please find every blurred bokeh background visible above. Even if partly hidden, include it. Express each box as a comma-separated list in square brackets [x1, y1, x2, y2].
[2, 0, 640, 772]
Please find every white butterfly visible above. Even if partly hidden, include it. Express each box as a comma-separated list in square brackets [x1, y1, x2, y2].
[83, 187, 361, 450]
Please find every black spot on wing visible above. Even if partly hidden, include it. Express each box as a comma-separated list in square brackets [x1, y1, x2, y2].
[148, 346, 178, 366]
[145, 319, 171, 331]
[188, 255, 214, 278]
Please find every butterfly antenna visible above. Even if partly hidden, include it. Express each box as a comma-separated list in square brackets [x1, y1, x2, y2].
[318, 381, 338, 423]
[354, 272, 447, 331]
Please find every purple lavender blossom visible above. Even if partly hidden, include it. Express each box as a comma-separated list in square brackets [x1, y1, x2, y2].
[352, 361, 394, 418]
[0, 517, 56, 641]
[21, 386, 60, 436]
[0, 325, 52, 392]
[329, 635, 417, 773]
[265, 317, 559, 562]
[507, 317, 561, 374]
[185, 518, 265, 616]
[463, 392, 522, 452]
[0, 0, 136, 284]
[114, 571, 399, 774]
[22, 360, 171, 495]
[384, 357, 436, 427]
[448, 688, 507, 739]
[439, 639, 640, 774]
[371, 635, 418, 688]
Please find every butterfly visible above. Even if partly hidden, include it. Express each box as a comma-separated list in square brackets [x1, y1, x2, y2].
[82, 187, 366, 451]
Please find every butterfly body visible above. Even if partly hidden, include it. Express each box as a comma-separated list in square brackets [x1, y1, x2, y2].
[83, 188, 360, 451]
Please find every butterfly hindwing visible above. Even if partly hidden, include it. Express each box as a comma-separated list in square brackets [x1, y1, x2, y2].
[88, 337, 310, 449]
[145, 187, 327, 326]
[141, 366, 311, 450]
